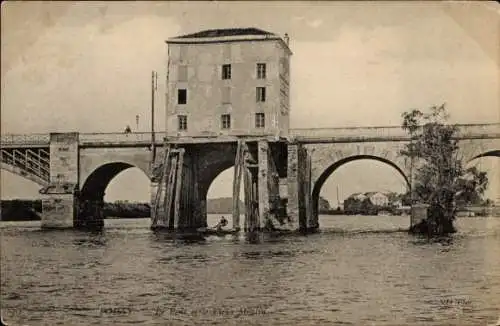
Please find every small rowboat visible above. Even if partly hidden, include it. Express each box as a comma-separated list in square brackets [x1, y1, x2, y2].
[196, 227, 240, 236]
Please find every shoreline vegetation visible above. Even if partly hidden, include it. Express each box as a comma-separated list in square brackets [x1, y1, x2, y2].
[1, 197, 497, 222]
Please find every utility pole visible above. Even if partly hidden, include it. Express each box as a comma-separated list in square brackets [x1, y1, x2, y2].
[409, 129, 414, 206]
[151, 71, 158, 163]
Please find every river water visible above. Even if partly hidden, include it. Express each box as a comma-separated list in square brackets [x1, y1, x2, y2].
[1, 215, 499, 326]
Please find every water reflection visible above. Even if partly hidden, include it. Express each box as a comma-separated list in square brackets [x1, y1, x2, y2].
[73, 236, 108, 247]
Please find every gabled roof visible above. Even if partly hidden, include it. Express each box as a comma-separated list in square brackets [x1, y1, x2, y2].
[346, 193, 367, 200]
[167, 27, 292, 55]
[174, 28, 276, 39]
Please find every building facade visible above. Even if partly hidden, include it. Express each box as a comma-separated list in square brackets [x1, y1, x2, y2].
[366, 192, 389, 207]
[165, 28, 292, 139]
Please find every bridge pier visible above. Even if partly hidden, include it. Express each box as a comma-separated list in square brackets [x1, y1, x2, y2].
[41, 191, 78, 229]
[150, 140, 293, 233]
[75, 191, 105, 230]
[151, 146, 205, 231]
[256, 140, 292, 231]
[287, 143, 316, 231]
[40, 133, 80, 229]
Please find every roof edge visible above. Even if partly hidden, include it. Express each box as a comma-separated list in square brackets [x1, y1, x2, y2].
[165, 34, 293, 55]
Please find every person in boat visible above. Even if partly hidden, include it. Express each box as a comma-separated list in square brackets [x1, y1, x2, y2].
[215, 216, 228, 231]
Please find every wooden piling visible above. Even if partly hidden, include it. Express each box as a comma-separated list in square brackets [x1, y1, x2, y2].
[243, 165, 250, 231]
[192, 158, 201, 228]
[253, 173, 258, 230]
[183, 157, 194, 228]
[248, 167, 257, 231]
[173, 149, 185, 229]
[152, 147, 170, 227]
[232, 140, 243, 230]
[184, 161, 191, 228]
[304, 150, 312, 228]
[164, 154, 177, 228]
[267, 145, 280, 214]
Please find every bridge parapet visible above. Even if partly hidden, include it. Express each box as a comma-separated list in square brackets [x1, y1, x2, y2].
[289, 123, 500, 143]
[79, 132, 148, 144]
[458, 123, 500, 137]
[290, 126, 406, 140]
[0, 133, 50, 146]
[79, 132, 167, 145]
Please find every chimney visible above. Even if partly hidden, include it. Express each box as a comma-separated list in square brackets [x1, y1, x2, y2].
[284, 33, 289, 45]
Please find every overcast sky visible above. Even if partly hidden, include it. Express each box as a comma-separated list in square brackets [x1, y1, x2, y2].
[1, 1, 498, 204]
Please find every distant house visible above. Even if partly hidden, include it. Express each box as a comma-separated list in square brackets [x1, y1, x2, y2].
[343, 193, 368, 214]
[365, 192, 389, 207]
[351, 193, 367, 201]
[344, 191, 407, 214]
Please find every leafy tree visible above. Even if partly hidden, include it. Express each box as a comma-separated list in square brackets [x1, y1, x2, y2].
[400, 104, 488, 235]
[318, 196, 332, 213]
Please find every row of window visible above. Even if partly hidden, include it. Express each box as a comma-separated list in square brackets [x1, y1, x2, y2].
[176, 87, 266, 105]
[177, 113, 266, 131]
[177, 64, 266, 81]
[222, 63, 266, 80]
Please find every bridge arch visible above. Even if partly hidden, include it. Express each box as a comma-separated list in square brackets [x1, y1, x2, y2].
[458, 138, 500, 164]
[468, 150, 500, 161]
[310, 152, 410, 223]
[195, 143, 237, 222]
[80, 162, 149, 200]
[77, 161, 151, 228]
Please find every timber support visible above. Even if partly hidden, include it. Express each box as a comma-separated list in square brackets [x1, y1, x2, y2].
[151, 145, 204, 231]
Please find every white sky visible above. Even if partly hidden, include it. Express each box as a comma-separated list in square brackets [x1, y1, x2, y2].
[1, 1, 499, 203]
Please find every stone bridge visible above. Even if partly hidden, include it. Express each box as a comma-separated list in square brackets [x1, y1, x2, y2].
[1, 123, 499, 230]
[289, 124, 500, 228]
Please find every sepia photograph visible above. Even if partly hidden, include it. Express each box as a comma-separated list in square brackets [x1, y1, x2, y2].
[1, 1, 499, 325]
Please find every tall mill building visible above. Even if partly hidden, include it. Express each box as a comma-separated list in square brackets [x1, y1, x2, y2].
[165, 28, 292, 139]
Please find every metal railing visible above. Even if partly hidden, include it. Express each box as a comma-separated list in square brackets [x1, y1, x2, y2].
[1, 148, 50, 181]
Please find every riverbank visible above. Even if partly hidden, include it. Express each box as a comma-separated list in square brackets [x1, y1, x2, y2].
[2, 199, 498, 221]
[0, 200, 151, 221]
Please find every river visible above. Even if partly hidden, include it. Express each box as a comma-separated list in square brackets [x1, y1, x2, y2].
[1, 215, 499, 325]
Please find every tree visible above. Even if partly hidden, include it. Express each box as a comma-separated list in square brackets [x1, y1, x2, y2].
[318, 196, 332, 213]
[400, 104, 488, 236]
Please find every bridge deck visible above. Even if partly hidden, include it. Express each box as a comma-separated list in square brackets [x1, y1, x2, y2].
[1, 123, 499, 147]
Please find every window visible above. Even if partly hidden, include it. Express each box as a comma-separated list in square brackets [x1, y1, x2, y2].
[222, 64, 231, 80]
[222, 87, 231, 104]
[255, 113, 265, 128]
[178, 115, 187, 130]
[221, 114, 231, 129]
[257, 63, 266, 79]
[178, 65, 187, 81]
[178, 89, 187, 104]
[256, 87, 266, 102]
